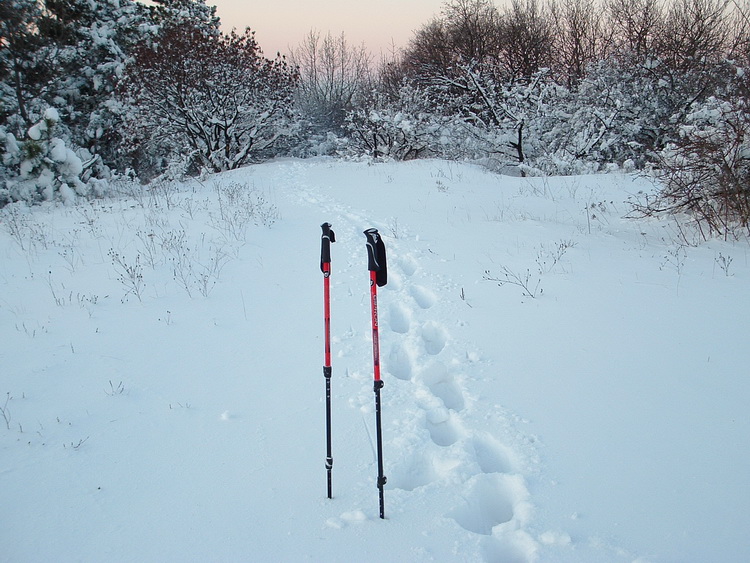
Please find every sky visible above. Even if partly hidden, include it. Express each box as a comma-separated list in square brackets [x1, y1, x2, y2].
[207, 0, 447, 57]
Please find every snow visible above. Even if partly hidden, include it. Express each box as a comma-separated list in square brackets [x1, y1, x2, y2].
[1, 158, 749, 562]
[43, 107, 60, 123]
[27, 123, 43, 141]
[49, 138, 69, 162]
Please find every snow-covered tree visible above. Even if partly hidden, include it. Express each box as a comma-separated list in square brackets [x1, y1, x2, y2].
[345, 85, 443, 160]
[44, 0, 154, 170]
[121, 25, 299, 177]
[0, 0, 225, 182]
[533, 58, 662, 170]
[144, 0, 221, 35]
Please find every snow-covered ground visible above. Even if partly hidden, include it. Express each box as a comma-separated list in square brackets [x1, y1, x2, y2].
[1, 158, 748, 562]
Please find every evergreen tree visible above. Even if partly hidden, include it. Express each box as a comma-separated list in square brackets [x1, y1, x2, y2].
[0, 0, 50, 129]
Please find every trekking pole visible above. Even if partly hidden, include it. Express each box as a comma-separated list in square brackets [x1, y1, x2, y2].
[321, 222, 336, 499]
[364, 228, 388, 519]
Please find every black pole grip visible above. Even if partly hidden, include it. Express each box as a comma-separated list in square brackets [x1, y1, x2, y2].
[364, 228, 387, 287]
[321, 222, 335, 272]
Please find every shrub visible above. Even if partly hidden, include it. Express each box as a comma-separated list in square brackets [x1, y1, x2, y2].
[635, 86, 750, 239]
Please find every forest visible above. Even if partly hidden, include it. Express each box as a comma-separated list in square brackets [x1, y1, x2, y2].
[2, 0, 749, 237]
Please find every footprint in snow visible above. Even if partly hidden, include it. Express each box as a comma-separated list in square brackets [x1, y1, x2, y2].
[398, 254, 419, 277]
[410, 284, 437, 309]
[425, 405, 464, 447]
[421, 321, 448, 355]
[387, 341, 415, 381]
[384, 270, 403, 291]
[387, 450, 437, 491]
[470, 433, 517, 475]
[388, 301, 411, 334]
[447, 473, 525, 535]
[418, 361, 465, 412]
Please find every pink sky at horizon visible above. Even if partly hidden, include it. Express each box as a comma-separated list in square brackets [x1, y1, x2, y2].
[208, 0, 446, 57]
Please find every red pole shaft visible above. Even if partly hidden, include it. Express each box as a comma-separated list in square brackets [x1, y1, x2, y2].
[369, 270, 380, 382]
[323, 262, 332, 368]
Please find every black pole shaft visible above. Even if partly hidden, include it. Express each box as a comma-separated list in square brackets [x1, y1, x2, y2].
[374, 379, 386, 519]
[325, 366, 333, 499]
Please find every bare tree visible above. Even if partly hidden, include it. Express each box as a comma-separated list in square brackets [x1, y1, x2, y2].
[550, 0, 607, 87]
[732, 0, 750, 63]
[289, 30, 371, 133]
[656, 0, 734, 69]
[604, 0, 664, 59]
[498, 0, 554, 81]
[405, 0, 551, 83]
[402, 0, 501, 83]
[402, 18, 454, 81]
[441, 0, 502, 64]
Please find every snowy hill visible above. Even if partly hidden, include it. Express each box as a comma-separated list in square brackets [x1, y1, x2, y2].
[1, 158, 748, 562]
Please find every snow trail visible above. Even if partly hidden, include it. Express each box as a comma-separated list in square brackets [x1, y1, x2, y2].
[276, 160, 538, 562]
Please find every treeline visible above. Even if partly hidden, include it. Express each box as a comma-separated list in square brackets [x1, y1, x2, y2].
[1, 0, 749, 236]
